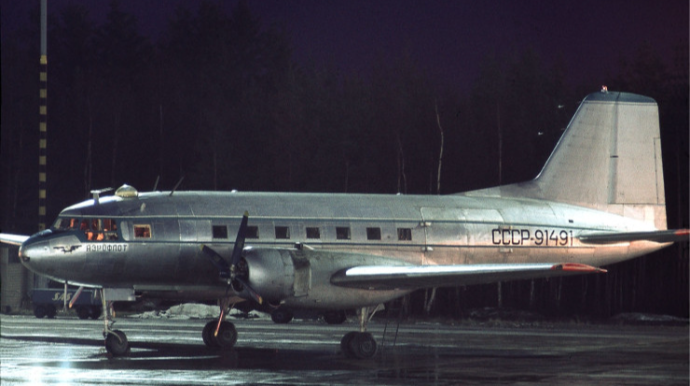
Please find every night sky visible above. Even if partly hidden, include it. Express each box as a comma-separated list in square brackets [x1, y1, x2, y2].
[1, 0, 688, 317]
[2, 0, 687, 93]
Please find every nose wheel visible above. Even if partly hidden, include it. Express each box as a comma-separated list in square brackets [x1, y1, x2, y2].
[105, 330, 129, 356]
[100, 289, 130, 357]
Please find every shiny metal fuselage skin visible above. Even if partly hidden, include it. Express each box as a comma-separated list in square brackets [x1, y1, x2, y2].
[18, 189, 665, 310]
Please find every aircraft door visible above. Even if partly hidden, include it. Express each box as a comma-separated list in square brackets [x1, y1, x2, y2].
[420, 208, 471, 265]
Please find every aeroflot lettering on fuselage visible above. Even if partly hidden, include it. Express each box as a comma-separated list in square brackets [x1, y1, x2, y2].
[491, 228, 573, 246]
[86, 244, 128, 252]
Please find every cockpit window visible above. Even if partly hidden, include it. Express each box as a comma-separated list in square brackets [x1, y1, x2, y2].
[53, 217, 80, 230]
[53, 217, 120, 241]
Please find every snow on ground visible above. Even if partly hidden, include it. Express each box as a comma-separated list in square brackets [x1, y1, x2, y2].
[611, 313, 689, 325]
[128, 303, 270, 321]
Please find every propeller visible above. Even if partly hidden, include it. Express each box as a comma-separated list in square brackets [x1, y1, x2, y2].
[200, 211, 263, 304]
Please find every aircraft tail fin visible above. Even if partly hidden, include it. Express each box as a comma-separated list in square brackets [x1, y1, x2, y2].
[469, 91, 668, 230]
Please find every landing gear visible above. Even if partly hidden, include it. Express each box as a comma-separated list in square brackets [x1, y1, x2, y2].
[101, 289, 130, 357]
[202, 298, 239, 350]
[105, 330, 129, 356]
[340, 305, 382, 359]
[342, 332, 377, 359]
[215, 321, 238, 348]
[202, 321, 220, 348]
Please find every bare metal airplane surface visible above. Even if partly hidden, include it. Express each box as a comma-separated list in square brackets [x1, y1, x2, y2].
[1, 90, 688, 359]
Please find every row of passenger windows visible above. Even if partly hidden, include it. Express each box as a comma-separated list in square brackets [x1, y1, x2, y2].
[207, 225, 413, 241]
[57, 218, 414, 242]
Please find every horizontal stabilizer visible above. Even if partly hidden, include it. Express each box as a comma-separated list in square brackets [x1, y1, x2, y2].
[0, 233, 29, 246]
[579, 229, 690, 245]
[330, 263, 606, 290]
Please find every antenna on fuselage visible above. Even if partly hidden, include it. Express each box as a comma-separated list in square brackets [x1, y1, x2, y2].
[169, 176, 184, 197]
[91, 187, 114, 205]
[153, 175, 160, 191]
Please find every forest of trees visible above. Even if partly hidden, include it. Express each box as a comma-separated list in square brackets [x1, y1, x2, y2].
[1, 1, 688, 318]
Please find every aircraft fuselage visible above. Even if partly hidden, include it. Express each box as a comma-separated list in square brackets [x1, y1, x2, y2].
[18, 189, 663, 310]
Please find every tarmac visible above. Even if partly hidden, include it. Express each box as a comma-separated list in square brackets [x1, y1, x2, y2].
[1, 313, 687, 385]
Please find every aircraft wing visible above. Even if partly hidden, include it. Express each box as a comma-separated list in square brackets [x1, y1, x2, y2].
[578, 229, 690, 245]
[0, 233, 29, 246]
[330, 263, 605, 290]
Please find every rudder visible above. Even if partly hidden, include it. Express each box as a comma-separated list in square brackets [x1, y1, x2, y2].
[472, 91, 667, 230]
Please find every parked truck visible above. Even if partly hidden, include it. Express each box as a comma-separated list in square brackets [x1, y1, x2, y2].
[31, 288, 101, 319]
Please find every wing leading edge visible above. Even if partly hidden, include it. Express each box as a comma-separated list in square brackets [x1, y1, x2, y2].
[330, 263, 605, 290]
[0, 233, 29, 246]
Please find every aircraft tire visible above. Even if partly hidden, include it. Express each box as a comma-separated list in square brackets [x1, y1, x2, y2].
[323, 311, 347, 325]
[105, 330, 129, 357]
[215, 321, 238, 349]
[271, 309, 293, 324]
[340, 331, 358, 358]
[348, 332, 377, 359]
[202, 321, 220, 348]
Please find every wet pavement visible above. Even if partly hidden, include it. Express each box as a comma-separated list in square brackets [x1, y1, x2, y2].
[1, 314, 687, 385]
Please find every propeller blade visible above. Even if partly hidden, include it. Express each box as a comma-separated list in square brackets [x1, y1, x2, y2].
[200, 245, 230, 278]
[230, 211, 249, 270]
[202, 212, 262, 304]
[234, 276, 263, 305]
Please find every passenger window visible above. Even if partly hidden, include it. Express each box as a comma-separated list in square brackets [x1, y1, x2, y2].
[134, 225, 152, 239]
[275, 226, 290, 239]
[397, 228, 412, 241]
[246, 226, 259, 239]
[306, 227, 320, 239]
[366, 227, 381, 240]
[213, 225, 228, 239]
[336, 227, 351, 240]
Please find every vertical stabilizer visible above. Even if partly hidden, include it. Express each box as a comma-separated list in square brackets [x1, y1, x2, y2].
[470, 91, 667, 230]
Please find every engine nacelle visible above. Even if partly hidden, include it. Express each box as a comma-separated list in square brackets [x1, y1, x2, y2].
[242, 248, 295, 303]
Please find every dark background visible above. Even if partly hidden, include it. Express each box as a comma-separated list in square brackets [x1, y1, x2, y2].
[1, 0, 687, 318]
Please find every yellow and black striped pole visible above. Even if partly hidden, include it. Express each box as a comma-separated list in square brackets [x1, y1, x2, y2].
[38, 0, 47, 231]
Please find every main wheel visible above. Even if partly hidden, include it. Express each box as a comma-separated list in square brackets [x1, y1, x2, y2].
[340, 331, 358, 358]
[323, 311, 347, 325]
[215, 321, 238, 349]
[271, 308, 293, 324]
[202, 321, 220, 348]
[348, 332, 377, 359]
[105, 330, 129, 356]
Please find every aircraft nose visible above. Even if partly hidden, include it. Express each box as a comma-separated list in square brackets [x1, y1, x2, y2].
[18, 240, 49, 272]
[18, 244, 27, 262]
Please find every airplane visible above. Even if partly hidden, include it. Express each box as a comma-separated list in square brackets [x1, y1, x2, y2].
[1, 90, 687, 359]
